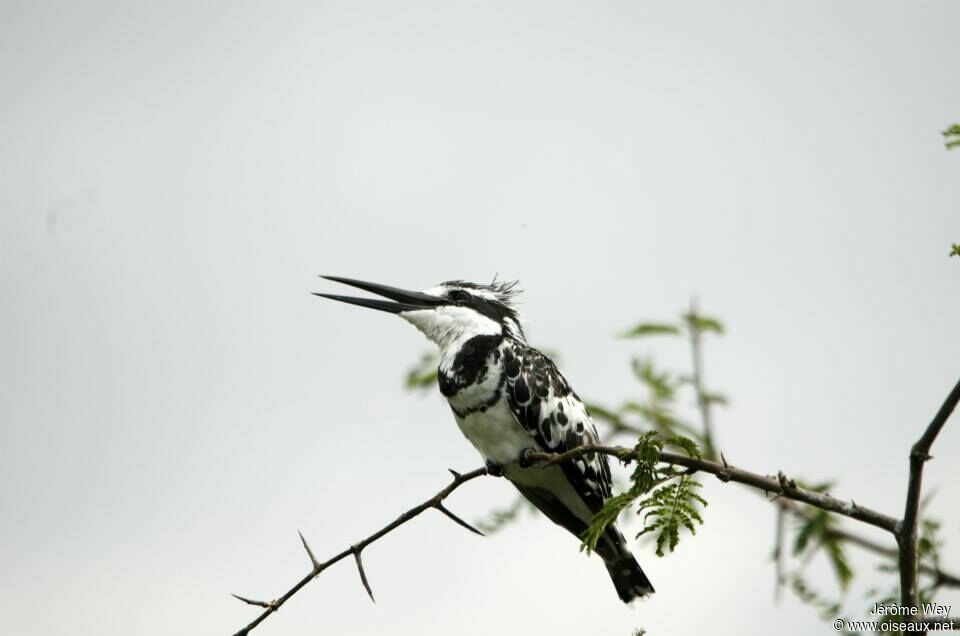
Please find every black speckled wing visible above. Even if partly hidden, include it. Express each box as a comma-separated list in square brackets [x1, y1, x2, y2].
[501, 341, 613, 511]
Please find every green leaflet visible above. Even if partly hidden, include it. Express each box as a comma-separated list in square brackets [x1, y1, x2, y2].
[635, 475, 708, 557]
[581, 432, 708, 557]
[944, 123, 960, 150]
[620, 322, 682, 338]
[682, 312, 725, 335]
[404, 352, 439, 390]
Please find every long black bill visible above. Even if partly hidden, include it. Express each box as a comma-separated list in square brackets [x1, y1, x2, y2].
[314, 275, 441, 314]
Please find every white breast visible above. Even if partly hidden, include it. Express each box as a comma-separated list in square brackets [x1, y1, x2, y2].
[453, 399, 539, 467]
[455, 401, 595, 524]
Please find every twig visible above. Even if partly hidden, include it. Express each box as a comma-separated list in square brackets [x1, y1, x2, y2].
[686, 299, 716, 458]
[526, 445, 900, 533]
[230, 467, 487, 636]
[897, 377, 960, 610]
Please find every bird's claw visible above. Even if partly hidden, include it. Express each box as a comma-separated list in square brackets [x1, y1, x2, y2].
[517, 448, 535, 468]
[485, 461, 504, 477]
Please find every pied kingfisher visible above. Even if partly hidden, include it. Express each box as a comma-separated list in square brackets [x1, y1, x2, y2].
[316, 276, 654, 602]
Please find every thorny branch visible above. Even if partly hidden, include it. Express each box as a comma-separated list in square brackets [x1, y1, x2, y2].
[603, 415, 960, 593]
[230, 467, 487, 636]
[897, 377, 960, 611]
[527, 445, 901, 533]
[230, 381, 960, 634]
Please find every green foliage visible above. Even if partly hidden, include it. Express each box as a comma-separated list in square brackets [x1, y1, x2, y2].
[581, 491, 646, 553]
[404, 352, 438, 390]
[620, 322, 682, 338]
[832, 522, 944, 636]
[791, 506, 854, 591]
[601, 352, 719, 448]
[664, 433, 702, 459]
[612, 308, 728, 457]
[701, 391, 728, 406]
[631, 358, 676, 401]
[944, 124, 960, 150]
[790, 574, 843, 621]
[580, 433, 661, 552]
[636, 474, 707, 556]
[622, 357, 693, 437]
[823, 536, 854, 591]
[918, 518, 942, 571]
[950, 243, 959, 258]
[621, 401, 681, 432]
[793, 509, 827, 554]
[622, 312, 726, 339]
[787, 510, 953, 633]
[628, 431, 664, 493]
[796, 479, 836, 494]
[582, 401, 626, 428]
[682, 311, 725, 335]
[475, 495, 533, 534]
[581, 432, 707, 558]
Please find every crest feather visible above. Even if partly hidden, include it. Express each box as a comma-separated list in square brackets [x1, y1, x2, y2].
[440, 276, 522, 304]
[438, 277, 525, 340]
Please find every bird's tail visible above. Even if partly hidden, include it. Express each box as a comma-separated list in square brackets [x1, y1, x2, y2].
[596, 526, 655, 603]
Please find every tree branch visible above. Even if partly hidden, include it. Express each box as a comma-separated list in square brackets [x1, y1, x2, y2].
[897, 377, 960, 610]
[230, 379, 960, 635]
[602, 416, 960, 588]
[230, 467, 488, 636]
[526, 445, 900, 533]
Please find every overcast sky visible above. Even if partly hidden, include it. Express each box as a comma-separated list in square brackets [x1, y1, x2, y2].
[2, 2, 959, 635]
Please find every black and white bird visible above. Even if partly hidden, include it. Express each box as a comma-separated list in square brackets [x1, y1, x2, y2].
[315, 276, 654, 602]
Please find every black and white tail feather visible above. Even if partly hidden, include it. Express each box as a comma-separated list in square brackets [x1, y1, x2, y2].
[316, 275, 654, 602]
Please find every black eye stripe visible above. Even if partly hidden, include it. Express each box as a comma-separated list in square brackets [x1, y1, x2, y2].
[436, 281, 525, 340]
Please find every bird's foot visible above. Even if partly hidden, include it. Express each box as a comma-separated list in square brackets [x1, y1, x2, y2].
[517, 448, 536, 468]
[485, 461, 504, 477]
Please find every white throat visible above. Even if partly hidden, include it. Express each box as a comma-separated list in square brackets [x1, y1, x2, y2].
[400, 306, 501, 353]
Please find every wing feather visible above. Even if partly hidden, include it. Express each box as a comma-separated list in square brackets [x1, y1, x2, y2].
[501, 342, 613, 512]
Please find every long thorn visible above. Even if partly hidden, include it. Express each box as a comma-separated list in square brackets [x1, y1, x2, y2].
[231, 593, 275, 609]
[435, 503, 485, 536]
[352, 547, 375, 603]
[299, 530, 321, 570]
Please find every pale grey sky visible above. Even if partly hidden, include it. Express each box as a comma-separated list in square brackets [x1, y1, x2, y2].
[2, 2, 959, 635]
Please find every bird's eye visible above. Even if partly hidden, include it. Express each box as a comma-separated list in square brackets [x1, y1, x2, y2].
[449, 290, 471, 303]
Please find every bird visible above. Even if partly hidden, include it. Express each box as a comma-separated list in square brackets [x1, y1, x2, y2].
[315, 275, 654, 602]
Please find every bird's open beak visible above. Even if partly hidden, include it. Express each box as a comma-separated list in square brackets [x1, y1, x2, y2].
[314, 276, 442, 314]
